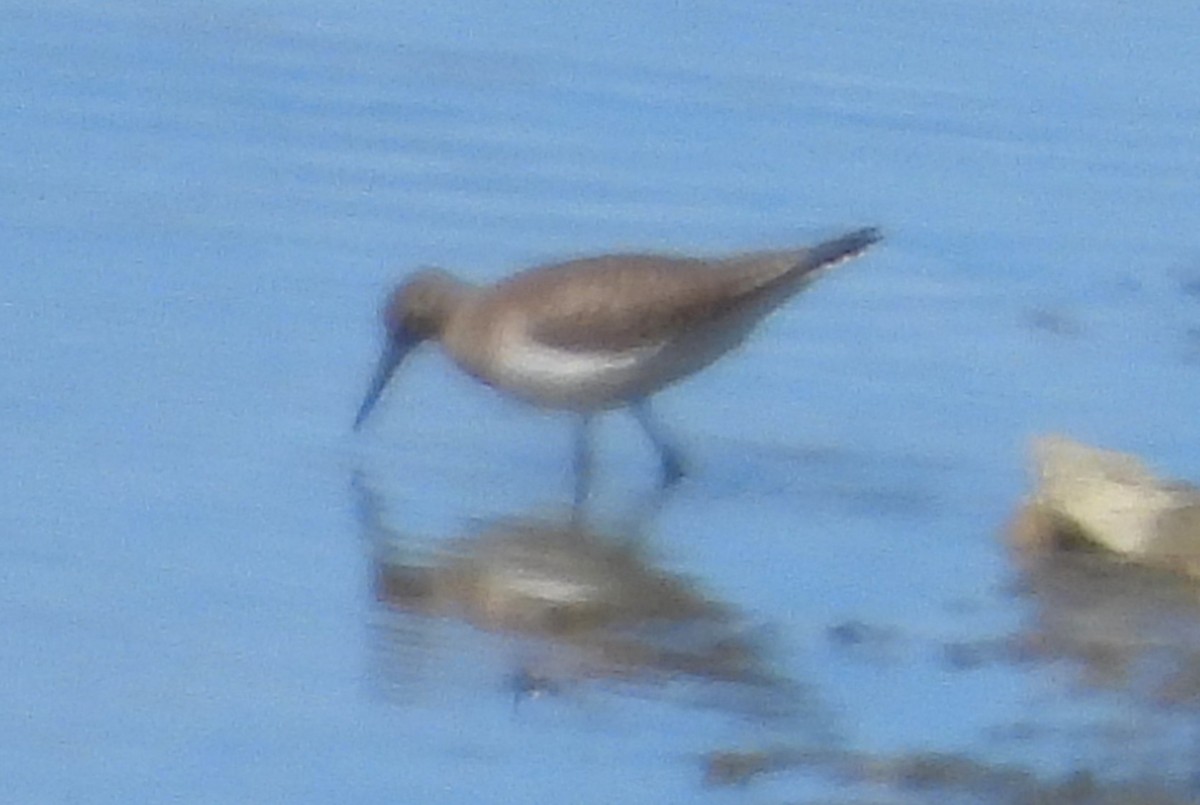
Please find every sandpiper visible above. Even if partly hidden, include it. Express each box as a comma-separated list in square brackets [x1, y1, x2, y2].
[355, 227, 882, 500]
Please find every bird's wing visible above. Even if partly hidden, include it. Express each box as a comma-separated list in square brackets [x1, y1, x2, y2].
[509, 254, 789, 354]
[507, 226, 880, 354]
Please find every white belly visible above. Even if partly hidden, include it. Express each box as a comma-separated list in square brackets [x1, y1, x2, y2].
[462, 319, 756, 412]
[487, 335, 663, 410]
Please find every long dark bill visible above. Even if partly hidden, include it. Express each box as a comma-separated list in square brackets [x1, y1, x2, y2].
[353, 337, 415, 430]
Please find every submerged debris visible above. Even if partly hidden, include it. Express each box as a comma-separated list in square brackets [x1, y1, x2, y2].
[703, 746, 1194, 803]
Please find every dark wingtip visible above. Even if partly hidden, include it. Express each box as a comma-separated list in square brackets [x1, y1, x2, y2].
[837, 226, 884, 254]
[808, 226, 884, 269]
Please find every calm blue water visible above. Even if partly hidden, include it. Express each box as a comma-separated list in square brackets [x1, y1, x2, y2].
[4, 1, 1200, 802]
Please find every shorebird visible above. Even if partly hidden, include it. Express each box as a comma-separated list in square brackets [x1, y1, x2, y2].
[354, 227, 881, 502]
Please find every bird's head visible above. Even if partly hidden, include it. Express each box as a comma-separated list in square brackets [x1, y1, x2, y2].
[353, 268, 470, 429]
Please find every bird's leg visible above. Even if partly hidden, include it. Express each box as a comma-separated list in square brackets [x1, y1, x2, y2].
[632, 400, 686, 488]
[573, 415, 595, 510]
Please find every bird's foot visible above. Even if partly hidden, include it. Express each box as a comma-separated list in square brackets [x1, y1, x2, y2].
[659, 451, 687, 488]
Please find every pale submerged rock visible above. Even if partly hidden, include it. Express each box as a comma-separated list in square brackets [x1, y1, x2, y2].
[1013, 435, 1200, 577]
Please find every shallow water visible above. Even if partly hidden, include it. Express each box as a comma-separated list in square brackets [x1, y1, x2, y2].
[5, 1, 1200, 802]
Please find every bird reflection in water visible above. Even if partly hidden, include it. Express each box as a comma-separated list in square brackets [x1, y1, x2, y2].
[350, 471, 812, 720]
